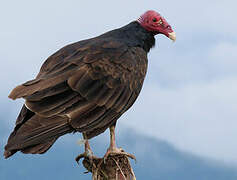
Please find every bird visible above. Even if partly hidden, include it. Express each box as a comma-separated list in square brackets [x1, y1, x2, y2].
[4, 10, 176, 160]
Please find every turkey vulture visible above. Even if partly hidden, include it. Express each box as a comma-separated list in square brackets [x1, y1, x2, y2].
[4, 10, 175, 159]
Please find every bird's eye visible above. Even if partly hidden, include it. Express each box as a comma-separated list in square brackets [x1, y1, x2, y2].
[152, 18, 157, 22]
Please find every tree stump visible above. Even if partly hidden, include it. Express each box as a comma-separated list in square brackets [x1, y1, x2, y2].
[80, 154, 136, 180]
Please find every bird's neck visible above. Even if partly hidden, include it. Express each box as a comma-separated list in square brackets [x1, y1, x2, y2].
[121, 21, 155, 52]
[100, 21, 155, 53]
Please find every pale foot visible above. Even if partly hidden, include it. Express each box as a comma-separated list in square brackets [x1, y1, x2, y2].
[103, 147, 136, 163]
[75, 149, 99, 165]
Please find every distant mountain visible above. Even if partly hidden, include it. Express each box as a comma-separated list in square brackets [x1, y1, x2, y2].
[0, 105, 237, 180]
[1, 122, 237, 180]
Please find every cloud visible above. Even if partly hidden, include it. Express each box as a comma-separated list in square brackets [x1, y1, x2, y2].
[208, 42, 237, 75]
[121, 77, 237, 163]
[146, 40, 237, 89]
[121, 38, 237, 163]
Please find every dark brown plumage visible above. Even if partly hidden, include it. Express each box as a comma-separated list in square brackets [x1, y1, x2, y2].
[4, 11, 175, 158]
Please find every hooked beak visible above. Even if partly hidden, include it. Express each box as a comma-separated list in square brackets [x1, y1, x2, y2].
[168, 32, 176, 42]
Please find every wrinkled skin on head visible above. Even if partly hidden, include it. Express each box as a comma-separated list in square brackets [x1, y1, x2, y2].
[137, 10, 176, 41]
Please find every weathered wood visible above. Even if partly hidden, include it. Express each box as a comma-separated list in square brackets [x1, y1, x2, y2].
[81, 154, 136, 180]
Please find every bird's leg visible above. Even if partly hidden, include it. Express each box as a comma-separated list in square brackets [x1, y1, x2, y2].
[108, 125, 117, 152]
[103, 125, 136, 162]
[75, 133, 98, 164]
[84, 138, 93, 158]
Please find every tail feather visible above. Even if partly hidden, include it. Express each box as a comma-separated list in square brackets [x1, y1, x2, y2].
[4, 150, 17, 159]
[4, 114, 73, 159]
[21, 138, 57, 154]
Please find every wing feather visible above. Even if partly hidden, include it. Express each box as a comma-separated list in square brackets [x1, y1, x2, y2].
[8, 39, 148, 140]
[25, 90, 78, 115]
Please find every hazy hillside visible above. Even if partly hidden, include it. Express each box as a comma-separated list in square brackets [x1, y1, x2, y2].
[1, 118, 237, 180]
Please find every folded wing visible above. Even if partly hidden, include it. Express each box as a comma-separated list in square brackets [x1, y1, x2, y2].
[5, 38, 148, 157]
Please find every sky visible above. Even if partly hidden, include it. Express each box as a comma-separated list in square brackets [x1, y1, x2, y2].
[0, 0, 237, 165]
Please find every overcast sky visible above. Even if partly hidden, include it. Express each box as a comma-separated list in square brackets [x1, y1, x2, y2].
[1, 0, 237, 164]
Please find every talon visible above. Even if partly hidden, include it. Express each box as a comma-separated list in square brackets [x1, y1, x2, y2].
[103, 147, 136, 164]
[125, 152, 137, 162]
[75, 152, 99, 165]
[75, 152, 86, 164]
[75, 135, 98, 166]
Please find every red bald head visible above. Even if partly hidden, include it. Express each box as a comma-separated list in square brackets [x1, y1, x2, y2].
[137, 10, 176, 41]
